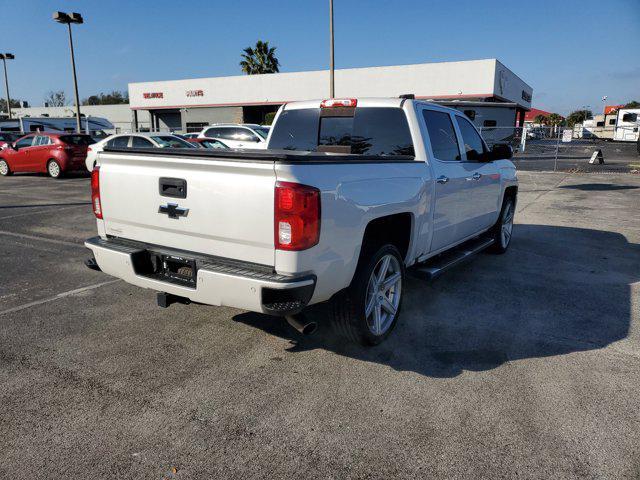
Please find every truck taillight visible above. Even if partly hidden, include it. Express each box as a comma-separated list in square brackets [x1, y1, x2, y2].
[91, 166, 102, 219]
[320, 98, 357, 108]
[274, 182, 320, 251]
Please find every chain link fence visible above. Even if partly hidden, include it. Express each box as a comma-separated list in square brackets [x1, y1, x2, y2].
[478, 125, 639, 173]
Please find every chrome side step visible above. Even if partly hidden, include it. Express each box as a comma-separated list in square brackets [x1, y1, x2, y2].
[410, 237, 495, 281]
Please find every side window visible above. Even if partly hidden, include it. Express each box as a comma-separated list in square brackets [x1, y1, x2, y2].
[204, 127, 226, 139]
[33, 136, 42, 146]
[608, 118, 616, 125]
[107, 136, 130, 148]
[15, 136, 34, 148]
[483, 120, 497, 128]
[131, 136, 154, 148]
[38, 136, 51, 146]
[233, 128, 259, 142]
[622, 113, 638, 123]
[422, 110, 460, 161]
[455, 115, 486, 161]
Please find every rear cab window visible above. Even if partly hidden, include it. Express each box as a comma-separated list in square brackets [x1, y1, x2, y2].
[422, 109, 460, 161]
[269, 106, 414, 157]
[60, 135, 94, 146]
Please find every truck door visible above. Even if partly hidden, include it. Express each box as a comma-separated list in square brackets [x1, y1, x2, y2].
[453, 114, 501, 233]
[421, 108, 476, 252]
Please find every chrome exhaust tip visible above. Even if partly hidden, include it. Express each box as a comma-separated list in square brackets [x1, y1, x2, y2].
[285, 314, 317, 335]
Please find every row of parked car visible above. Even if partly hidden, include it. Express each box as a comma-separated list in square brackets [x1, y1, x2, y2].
[0, 123, 271, 178]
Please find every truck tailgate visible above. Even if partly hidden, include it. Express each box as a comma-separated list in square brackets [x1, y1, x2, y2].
[98, 151, 276, 266]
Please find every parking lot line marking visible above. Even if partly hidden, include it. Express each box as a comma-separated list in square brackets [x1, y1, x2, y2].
[0, 230, 85, 249]
[0, 280, 121, 317]
[0, 203, 89, 221]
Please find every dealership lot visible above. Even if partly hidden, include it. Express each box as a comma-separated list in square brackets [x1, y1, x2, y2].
[0, 171, 639, 479]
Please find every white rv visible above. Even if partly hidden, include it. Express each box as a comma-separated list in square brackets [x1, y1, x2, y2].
[0, 116, 114, 137]
[613, 109, 640, 142]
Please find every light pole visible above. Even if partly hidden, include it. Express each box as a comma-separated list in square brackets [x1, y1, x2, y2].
[0, 53, 14, 119]
[53, 11, 84, 133]
[329, 0, 335, 98]
[582, 105, 591, 123]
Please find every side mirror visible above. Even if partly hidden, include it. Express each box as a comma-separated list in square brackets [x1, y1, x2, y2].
[489, 143, 513, 160]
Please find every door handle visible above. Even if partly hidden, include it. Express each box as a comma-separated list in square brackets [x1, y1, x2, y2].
[472, 172, 482, 180]
[436, 175, 449, 184]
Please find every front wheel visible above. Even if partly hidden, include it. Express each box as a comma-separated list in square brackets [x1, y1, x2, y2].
[332, 244, 405, 345]
[489, 196, 515, 254]
[0, 159, 11, 176]
[47, 160, 63, 179]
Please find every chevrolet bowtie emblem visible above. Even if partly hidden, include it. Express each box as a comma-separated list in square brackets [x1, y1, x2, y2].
[158, 203, 189, 219]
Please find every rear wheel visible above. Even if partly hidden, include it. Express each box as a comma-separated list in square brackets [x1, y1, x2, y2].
[489, 196, 515, 254]
[333, 244, 405, 345]
[47, 160, 62, 179]
[0, 159, 11, 176]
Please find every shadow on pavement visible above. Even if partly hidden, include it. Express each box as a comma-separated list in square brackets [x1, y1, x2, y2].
[234, 224, 638, 378]
[0, 202, 91, 209]
[559, 183, 639, 191]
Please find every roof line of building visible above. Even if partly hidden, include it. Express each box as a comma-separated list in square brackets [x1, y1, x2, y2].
[128, 59, 501, 86]
[131, 93, 500, 110]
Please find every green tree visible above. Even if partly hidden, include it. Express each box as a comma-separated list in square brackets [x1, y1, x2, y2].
[533, 114, 548, 125]
[566, 109, 592, 128]
[547, 113, 565, 126]
[624, 100, 640, 109]
[44, 90, 67, 107]
[82, 90, 129, 106]
[0, 98, 21, 112]
[240, 40, 280, 75]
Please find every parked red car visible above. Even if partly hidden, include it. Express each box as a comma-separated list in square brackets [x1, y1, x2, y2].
[0, 132, 94, 178]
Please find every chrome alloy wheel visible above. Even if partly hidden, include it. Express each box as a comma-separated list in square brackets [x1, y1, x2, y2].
[365, 254, 402, 336]
[0, 160, 8, 175]
[501, 201, 514, 248]
[48, 161, 60, 178]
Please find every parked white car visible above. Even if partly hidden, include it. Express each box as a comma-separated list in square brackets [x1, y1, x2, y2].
[197, 123, 270, 149]
[86, 97, 517, 345]
[85, 132, 195, 171]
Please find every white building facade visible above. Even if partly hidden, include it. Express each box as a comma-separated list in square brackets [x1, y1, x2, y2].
[128, 59, 533, 132]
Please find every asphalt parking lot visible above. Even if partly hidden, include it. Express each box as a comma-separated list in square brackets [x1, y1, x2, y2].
[1, 170, 639, 479]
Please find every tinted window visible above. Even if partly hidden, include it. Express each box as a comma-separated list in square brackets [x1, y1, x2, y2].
[204, 127, 226, 139]
[270, 107, 414, 156]
[15, 136, 34, 148]
[268, 109, 320, 151]
[150, 136, 195, 148]
[483, 120, 497, 127]
[107, 136, 130, 148]
[609, 118, 616, 125]
[596, 121, 605, 127]
[455, 116, 486, 161]
[463, 110, 476, 121]
[422, 110, 460, 161]
[253, 127, 270, 139]
[622, 113, 638, 123]
[60, 135, 94, 145]
[202, 140, 227, 149]
[131, 136, 154, 148]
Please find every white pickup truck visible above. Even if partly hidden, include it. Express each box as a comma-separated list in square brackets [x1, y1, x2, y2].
[85, 97, 518, 345]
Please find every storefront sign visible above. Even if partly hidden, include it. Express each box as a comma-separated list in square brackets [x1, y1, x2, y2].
[143, 92, 164, 99]
[186, 89, 204, 97]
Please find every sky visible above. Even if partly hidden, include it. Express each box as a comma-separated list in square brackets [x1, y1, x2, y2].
[1, 0, 639, 115]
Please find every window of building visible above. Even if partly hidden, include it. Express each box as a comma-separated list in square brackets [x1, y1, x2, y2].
[422, 110, 460, 161]
[609, 118, 616, 125]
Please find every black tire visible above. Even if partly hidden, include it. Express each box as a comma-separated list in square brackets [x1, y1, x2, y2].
[0, 159, 11, 176]
[489, 195, 515, 254]
[332, 244, 405, 346]
[47, 160, 63, 179]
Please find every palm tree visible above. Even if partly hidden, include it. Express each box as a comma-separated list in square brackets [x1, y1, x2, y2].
[533, 114, 548, 126]
[240, 41, 280, 75]
[547, 113, 564, 126]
